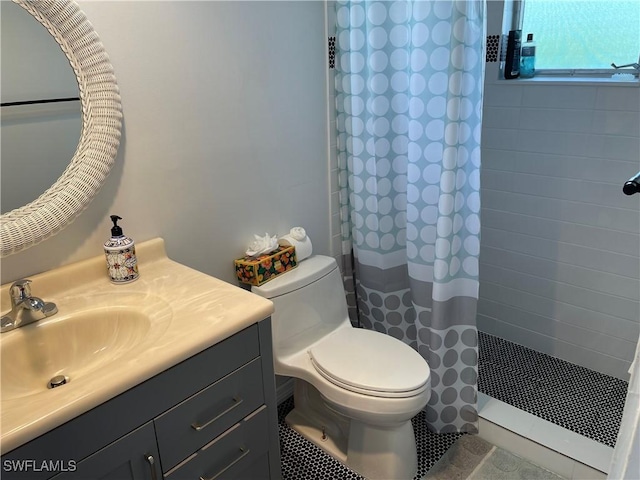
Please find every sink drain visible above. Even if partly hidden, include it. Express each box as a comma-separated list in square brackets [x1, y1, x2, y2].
[48, 375, 69, 389]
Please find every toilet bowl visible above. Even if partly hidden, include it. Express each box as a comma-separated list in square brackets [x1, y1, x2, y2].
[252, 255, 431, 480]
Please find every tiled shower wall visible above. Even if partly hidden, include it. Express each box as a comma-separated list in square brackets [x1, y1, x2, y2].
[479, 4, 640, 382]
[325, 1, 640, 380]
[479, 76, 640, 381]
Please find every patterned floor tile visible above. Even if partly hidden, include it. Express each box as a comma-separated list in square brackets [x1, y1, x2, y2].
[478, 331, 628, 447]
[278, 397, 364, 480]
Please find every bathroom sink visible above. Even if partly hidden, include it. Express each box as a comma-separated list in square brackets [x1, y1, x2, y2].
[0, 294, 172, 401]
[0, 238, 275, 455]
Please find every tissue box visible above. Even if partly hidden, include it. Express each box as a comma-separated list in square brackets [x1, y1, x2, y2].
[234, 245, 297, 286]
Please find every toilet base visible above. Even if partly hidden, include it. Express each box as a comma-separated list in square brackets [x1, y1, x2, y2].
[286, 408, 349, 464]
[286, 380, 419, 480]
[347, 420, 417, 480]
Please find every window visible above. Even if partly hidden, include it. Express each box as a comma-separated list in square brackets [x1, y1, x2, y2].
[520, 0, 640, 72]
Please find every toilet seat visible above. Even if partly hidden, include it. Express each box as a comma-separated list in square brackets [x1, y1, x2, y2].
[309, 329, 430, 398]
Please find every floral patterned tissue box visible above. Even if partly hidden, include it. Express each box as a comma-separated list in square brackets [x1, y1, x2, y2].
[234, 245, 297, 286]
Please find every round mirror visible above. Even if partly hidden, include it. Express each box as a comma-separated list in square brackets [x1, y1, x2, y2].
[0, 0, 122, 257]
[1, 1, 81, 214]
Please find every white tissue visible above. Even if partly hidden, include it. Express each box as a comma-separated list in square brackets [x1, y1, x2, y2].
[279, 227, 313, 261]
[246, 233, 279, 257]
[289, 227, 307, 241]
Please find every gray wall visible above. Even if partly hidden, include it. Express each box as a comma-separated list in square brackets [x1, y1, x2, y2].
[1, 1, 332, 286]
[478, 3, 640, 380]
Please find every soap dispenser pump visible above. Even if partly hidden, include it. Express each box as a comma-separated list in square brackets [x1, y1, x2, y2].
[104, 215, 139, 284]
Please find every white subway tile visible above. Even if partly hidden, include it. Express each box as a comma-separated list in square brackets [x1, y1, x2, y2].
[482, 129, 521, 151]
[481, 225, 640, 278]
[331, 233, 341, 257]
[592, 110, 640, 136]
[482, 208, 640, 257]
[326, 1, 337, 35]
[513, 129, 595, 157]
[484, 83, 523, 107]
[519, 108, 594, 133]
[587, 134, 640, 161]
[498, 151, 637, 184]
[522, 85, 597, 109]
[480, 242, 640, 299]
[595, 86, 640, 111]
[329, 119, 337, 148]
[482, 167, 636, 209]
[331, 212, 340, 236]
[482, 106, 521, 129]
[479, 282, 640, 349]
[480, 259, 639, 321]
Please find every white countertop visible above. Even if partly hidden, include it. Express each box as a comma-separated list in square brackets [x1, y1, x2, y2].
[0, 238, 274, 454]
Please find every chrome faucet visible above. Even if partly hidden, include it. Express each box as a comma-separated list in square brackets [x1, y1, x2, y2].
[1, 279, 58, 333]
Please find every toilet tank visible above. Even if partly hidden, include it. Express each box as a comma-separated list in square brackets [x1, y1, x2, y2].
[252, 255, 351, 359]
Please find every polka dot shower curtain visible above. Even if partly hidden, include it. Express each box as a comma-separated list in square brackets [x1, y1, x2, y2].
[335, 0, 485, 433]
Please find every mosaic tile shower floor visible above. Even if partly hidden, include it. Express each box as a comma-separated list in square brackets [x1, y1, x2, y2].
[278, 332, 628, 479]
[478, 331, 628, 448]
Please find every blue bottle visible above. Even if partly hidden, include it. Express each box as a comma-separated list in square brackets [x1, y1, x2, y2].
[520, 33, 536, 78]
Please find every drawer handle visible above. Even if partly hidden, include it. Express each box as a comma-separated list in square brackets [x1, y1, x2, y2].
[191, 397, 243, 432]
[145, 454, 158, 480]
[199, 447, 250, 480]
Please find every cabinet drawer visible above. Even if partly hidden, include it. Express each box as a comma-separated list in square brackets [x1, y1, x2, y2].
[155, 358, 265, 471]
[165, 406, 269, 480]
[234, 452, 270, 480]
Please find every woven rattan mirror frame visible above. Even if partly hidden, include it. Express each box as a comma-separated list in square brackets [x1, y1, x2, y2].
[1, 0, 122, 257]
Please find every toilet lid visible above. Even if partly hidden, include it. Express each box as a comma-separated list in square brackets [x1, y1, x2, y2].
[309, 329, 430, 398]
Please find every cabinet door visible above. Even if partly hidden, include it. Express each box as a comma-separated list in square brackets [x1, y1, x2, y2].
[51, 423, 161, 480]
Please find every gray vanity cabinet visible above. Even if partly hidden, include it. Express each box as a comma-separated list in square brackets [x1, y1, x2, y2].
[50, 423, 160, 480]
[2, 320, 281, 480]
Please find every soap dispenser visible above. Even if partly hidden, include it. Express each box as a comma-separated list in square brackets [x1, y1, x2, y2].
[104, 215, 139, 284]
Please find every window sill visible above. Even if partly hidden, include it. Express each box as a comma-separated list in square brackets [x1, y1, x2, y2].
[497, 76, 640, 87]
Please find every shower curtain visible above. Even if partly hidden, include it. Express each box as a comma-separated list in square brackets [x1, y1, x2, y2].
[335, 0, 485, 433]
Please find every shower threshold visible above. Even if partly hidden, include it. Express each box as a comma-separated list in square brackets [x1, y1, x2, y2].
[477, 392, 612, 477]
[476, 331, 628, 477]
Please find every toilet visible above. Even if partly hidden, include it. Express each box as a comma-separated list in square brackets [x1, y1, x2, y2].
[252, 255, 431, 480]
